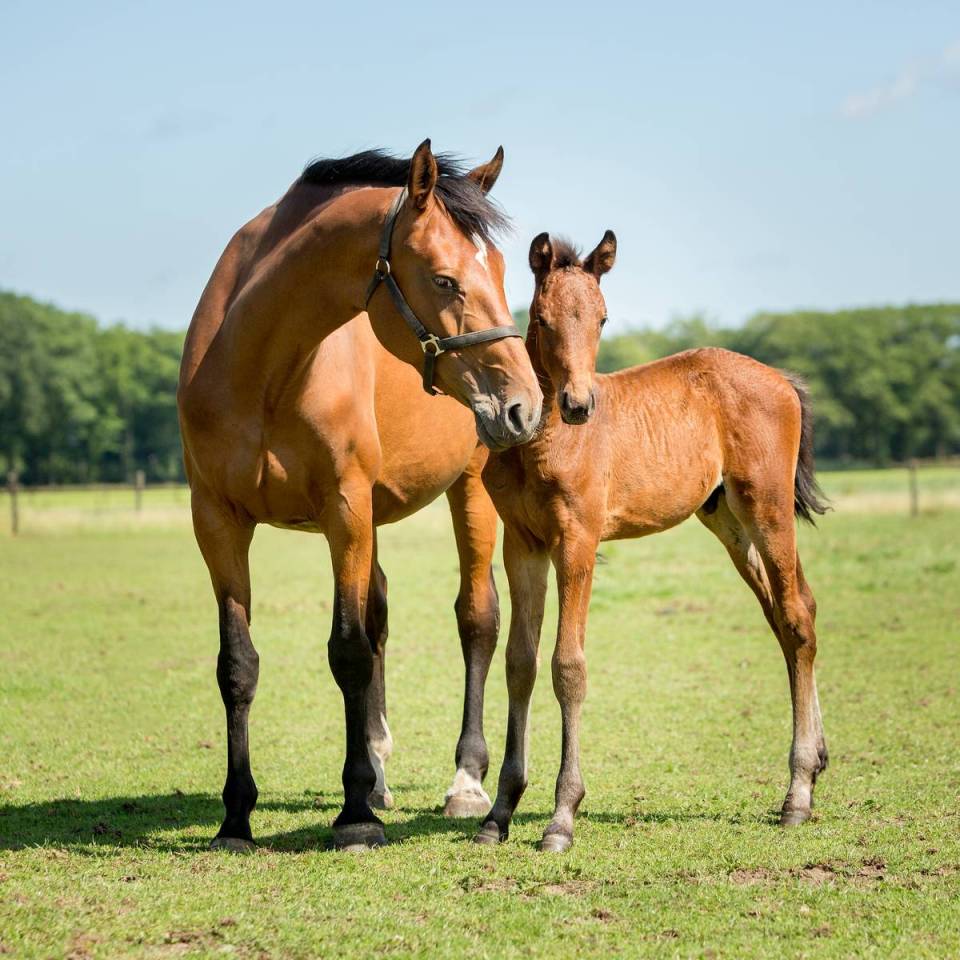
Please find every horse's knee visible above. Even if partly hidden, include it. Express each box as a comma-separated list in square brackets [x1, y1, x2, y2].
[552, 649, 587, 704]
[216, 600, 259, 708]
[455, 571, 500, 653]
[328, 623, 374, 692]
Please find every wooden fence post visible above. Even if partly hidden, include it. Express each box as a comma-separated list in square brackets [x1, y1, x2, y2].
[134, 470, 145, 512]
[908, 459, 918, 517]
[7, 471, 19, 536]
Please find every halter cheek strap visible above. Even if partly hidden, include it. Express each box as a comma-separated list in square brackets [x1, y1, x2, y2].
[364, 187, 522, 396]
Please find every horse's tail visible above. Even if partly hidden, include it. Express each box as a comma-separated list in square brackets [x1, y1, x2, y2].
[783, 373, 829, 525]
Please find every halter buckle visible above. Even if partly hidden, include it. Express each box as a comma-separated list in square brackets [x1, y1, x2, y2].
[374, 256, 391, 279]
[421, 335, 445, 356]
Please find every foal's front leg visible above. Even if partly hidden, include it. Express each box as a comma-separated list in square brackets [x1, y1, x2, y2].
[539, 532, 597, 852]
[475, 530, 549, 844]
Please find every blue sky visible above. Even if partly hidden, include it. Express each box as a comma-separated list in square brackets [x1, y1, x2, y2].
[2, 1, 958, 333]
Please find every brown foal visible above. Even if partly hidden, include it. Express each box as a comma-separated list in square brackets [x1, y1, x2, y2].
[476, 232, 829, 852]
[178, 142, 541, 850]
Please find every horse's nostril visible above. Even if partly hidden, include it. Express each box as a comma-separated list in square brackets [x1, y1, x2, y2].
[507, 401, 526, 435]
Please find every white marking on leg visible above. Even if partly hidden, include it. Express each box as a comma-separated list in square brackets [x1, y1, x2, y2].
[367, 712, 393, 798]
[445, 767, 490, 804]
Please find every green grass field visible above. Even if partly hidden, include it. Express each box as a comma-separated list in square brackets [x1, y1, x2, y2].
[1, 469, 959, 958]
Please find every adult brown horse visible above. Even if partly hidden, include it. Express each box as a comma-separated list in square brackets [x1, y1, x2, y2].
[178, 142, 542, 851]
[476, 232, 829, 852]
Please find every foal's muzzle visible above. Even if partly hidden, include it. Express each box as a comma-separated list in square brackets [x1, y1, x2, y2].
[559, 388, 596, 425]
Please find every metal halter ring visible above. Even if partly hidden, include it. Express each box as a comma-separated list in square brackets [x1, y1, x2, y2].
[373, 257, 391, 279]
[421, 335, 445, 356]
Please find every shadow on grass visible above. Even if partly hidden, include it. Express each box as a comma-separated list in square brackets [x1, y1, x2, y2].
[0, 793, 758, 854]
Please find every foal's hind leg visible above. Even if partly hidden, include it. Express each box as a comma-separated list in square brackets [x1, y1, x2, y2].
[719, 480, 827, 825]
[192, 490, 258, 852]
[444, 455, 500, 818]
[364, 542, 394, 810]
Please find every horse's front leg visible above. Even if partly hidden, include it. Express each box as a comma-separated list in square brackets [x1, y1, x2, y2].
[325, 479, 384, 849]
[539, 531, 598, 852]
[364, 542, 394, 810]
[444, 456, 501, 817]
[475, 529, 549, 843]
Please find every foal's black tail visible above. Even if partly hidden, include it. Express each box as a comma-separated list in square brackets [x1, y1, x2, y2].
[784, 373, 829, 526]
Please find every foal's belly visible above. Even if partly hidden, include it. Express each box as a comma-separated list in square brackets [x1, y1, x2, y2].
[600, 448, 723, 541]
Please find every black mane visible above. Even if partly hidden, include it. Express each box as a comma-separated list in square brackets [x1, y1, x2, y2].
[300, 148, 509, 244]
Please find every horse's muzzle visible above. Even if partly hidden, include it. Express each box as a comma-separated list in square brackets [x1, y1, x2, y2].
[475, 394, 541, 449]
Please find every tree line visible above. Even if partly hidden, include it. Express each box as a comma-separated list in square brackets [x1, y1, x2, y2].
[2, 290, 958, 484]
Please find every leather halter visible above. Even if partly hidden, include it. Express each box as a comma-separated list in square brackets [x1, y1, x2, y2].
[364, 187, 522, 396]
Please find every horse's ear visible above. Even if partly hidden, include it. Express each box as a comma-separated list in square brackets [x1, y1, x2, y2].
[466, 146, 504, 194]
[408, 139, 438, 212]
[584, 230, 617, 280]
[529, 232, 554, 280]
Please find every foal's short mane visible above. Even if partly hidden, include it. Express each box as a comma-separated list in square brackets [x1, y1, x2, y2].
[550, 238, 583, 270]
[300, 149, 510, 244]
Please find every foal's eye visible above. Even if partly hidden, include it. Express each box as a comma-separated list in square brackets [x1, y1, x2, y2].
[600, 315, 608, 328]
[432, 276, 458, 291]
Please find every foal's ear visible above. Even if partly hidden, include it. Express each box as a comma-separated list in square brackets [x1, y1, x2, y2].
[408, 138, 439, 212]
[529, 232, 554, 280]
[583, 230, 617, 280]
[466, 146, 504, 194]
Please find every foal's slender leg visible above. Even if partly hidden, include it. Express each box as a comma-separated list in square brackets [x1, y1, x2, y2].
[364, 541, 394, 810]
[724, 481, 826, 825]
[475, 530, 549, 844]
[191, 492, 258, 852]
[326, 480, 384, 849]
[540, 532, 598, 852]
[444, 454, 501, 817]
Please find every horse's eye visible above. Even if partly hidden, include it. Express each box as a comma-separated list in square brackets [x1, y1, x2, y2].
[433, 276, 457, 291]
[600, 315, 608, 328]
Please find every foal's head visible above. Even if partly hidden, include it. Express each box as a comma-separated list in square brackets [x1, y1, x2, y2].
[527, 231, 617, 424]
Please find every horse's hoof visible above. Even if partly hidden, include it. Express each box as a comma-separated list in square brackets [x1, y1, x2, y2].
[538, 832, 572, 853]
[474, 820, 504, 846]
[369, 788, 394, 811]
[779, 808, 812, 827]
[444, 792, 491, 819]
[210, 836, 256, 854]
[332, 821, 387, 851]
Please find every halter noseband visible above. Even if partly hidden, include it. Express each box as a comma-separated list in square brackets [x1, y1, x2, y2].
[364, 187, 522, 396]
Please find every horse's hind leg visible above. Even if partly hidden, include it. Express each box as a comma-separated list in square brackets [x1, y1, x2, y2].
[719, 478, 827, 825]
[443, 453, 500, 818]
[191, 490, 258, 852]
[364, 540, 393, 810]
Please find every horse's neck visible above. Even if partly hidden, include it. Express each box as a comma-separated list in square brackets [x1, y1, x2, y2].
[217, 187, 388, 398]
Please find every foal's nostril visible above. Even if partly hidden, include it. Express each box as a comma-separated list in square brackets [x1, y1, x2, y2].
[507, 401, 526, 435]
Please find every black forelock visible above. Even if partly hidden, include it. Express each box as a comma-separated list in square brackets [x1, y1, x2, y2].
[300, 148, 510, 244]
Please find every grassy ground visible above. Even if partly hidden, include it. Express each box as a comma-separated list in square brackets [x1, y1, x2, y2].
[1, 469, 958, 958]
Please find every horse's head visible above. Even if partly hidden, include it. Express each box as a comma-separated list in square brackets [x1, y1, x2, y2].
[368, 141, 541, 449]
[527, 231, 617, 425]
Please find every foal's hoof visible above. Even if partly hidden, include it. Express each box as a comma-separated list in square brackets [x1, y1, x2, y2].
[474, 820, 505, 846]
[210, 836, 257, 854]
[369, 788, 394, 811]
[779, 808, 812, 827]
[444, 791, 491, 819]
[332, 821, 387, 851]
[538, 832, 572, 853]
